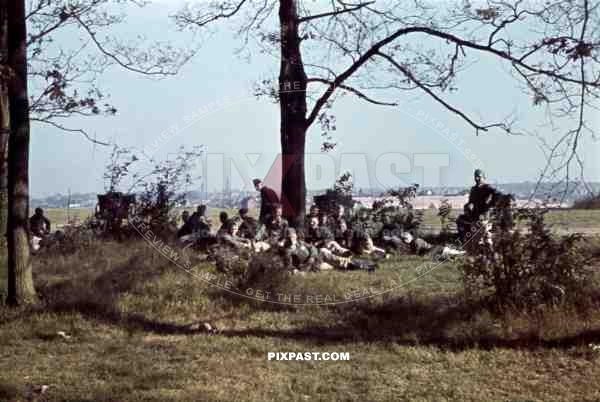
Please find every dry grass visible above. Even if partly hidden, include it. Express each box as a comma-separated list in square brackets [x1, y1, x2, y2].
[1, 237, 600, 401]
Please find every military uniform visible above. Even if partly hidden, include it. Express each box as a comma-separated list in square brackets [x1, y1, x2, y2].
[379, 220, 404, 249]
[255, 217, 289, 245]
[239, 216, 258, 240]
[331, 216, 350, 247]
[30, 214, 51, 237]
[468, 183, 499, 220]
[283, 240, 321, 272]
[259, 186, 280, 224]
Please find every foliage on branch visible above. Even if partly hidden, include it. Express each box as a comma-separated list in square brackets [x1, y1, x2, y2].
[313, 171, 354, 214]
[26, 0, 194, 140]
[371, 184, 423, 234]
[103, 144, 205, 226]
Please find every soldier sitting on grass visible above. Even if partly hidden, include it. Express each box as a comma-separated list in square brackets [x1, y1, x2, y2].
[238, 208, 258, 240]
[178, 204, 215, 250]
[284, 227, 376, 273]
[216, 211, 230, 238]
[216, 217, 253, 251]
[331, 205, 351, 248]
[350, 209, 387, 259]
[305, 216, 351, 257]
[30, 207, 51, 238]
[281, 227, 324, 273]
[377, 213, 405, 251]
[255, 204, 288, 247]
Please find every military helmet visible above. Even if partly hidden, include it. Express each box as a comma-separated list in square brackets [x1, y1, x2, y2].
[474, 169, 485, 178]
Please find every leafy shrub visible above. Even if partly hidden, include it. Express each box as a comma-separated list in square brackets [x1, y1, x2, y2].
[103, 144, 205, 234]
[461, 208, 592, 309]
[214, 248, 291, 297]
[313, 171, 355, 214]
[371, 184, 424, 235]
[438, 198, 453, 231]
[37, 224, 98, 255]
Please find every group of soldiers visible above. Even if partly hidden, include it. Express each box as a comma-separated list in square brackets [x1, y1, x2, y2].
[27, 169, 502, 263]
[177, 202, 380, 272]
[175, 170, 503, 273]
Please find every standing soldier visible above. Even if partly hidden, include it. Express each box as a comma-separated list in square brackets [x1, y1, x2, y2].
[253, 178, 280, 224]
[466, 169, 499, 221]
[459, 169, 500, 248]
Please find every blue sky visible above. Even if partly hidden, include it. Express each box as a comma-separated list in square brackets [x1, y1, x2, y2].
[29, 0, 600, 197]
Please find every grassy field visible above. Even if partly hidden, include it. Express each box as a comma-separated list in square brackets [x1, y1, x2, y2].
[1, 237, 600, 401]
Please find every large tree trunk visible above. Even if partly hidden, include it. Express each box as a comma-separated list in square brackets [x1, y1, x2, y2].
[279, 0, 308, 229]
[6, 0, 36, 306]
[0, 0, 8, 243]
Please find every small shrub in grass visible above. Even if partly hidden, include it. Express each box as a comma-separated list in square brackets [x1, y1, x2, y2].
[232, 250, 290, 297]
[213, 246, 252, 278]
[38, 225, 98, 256]
[461, 209, 592, 309]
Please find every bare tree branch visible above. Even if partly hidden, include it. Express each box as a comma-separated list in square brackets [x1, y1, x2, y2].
[376, 51, 492, 133]
[30, 118, 110, 145]
[173, 0, 249, 28]
[307, 77, 397, 105]
[298, 1, 374, 23]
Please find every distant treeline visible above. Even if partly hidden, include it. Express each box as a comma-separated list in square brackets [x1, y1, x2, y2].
[573, 194, 600, 209]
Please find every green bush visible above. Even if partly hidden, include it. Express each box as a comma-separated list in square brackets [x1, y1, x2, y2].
[461, 209, 592, 309]
[213, 247, 291, 298]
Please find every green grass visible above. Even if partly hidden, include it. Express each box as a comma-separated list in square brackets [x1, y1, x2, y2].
[44, 208, 94, 229]
[41, 207, 600, 234]
[43, 207, 243, 229]
[421, 208, 600, 234]
[1, 239, 600, 401]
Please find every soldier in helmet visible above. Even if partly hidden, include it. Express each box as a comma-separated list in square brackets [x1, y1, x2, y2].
[458, 169, 500, 248]
[465, 169, 499, 221]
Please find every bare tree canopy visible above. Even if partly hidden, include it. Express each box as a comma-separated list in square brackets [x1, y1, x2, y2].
[176, 0, 599, 221]
[26, 0, 195, 144]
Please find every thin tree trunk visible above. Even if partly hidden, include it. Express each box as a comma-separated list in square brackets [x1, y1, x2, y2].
[0, 0, 9, 244]
[279, 0, 308, 229]
[6, 0, 36, 306]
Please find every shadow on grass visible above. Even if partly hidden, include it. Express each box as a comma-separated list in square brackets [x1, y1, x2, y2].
[0, 382, 20, 401]
[4, 239, 600, 352]
[212, 295, 600, 351]
[38, 275, 600, 351]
